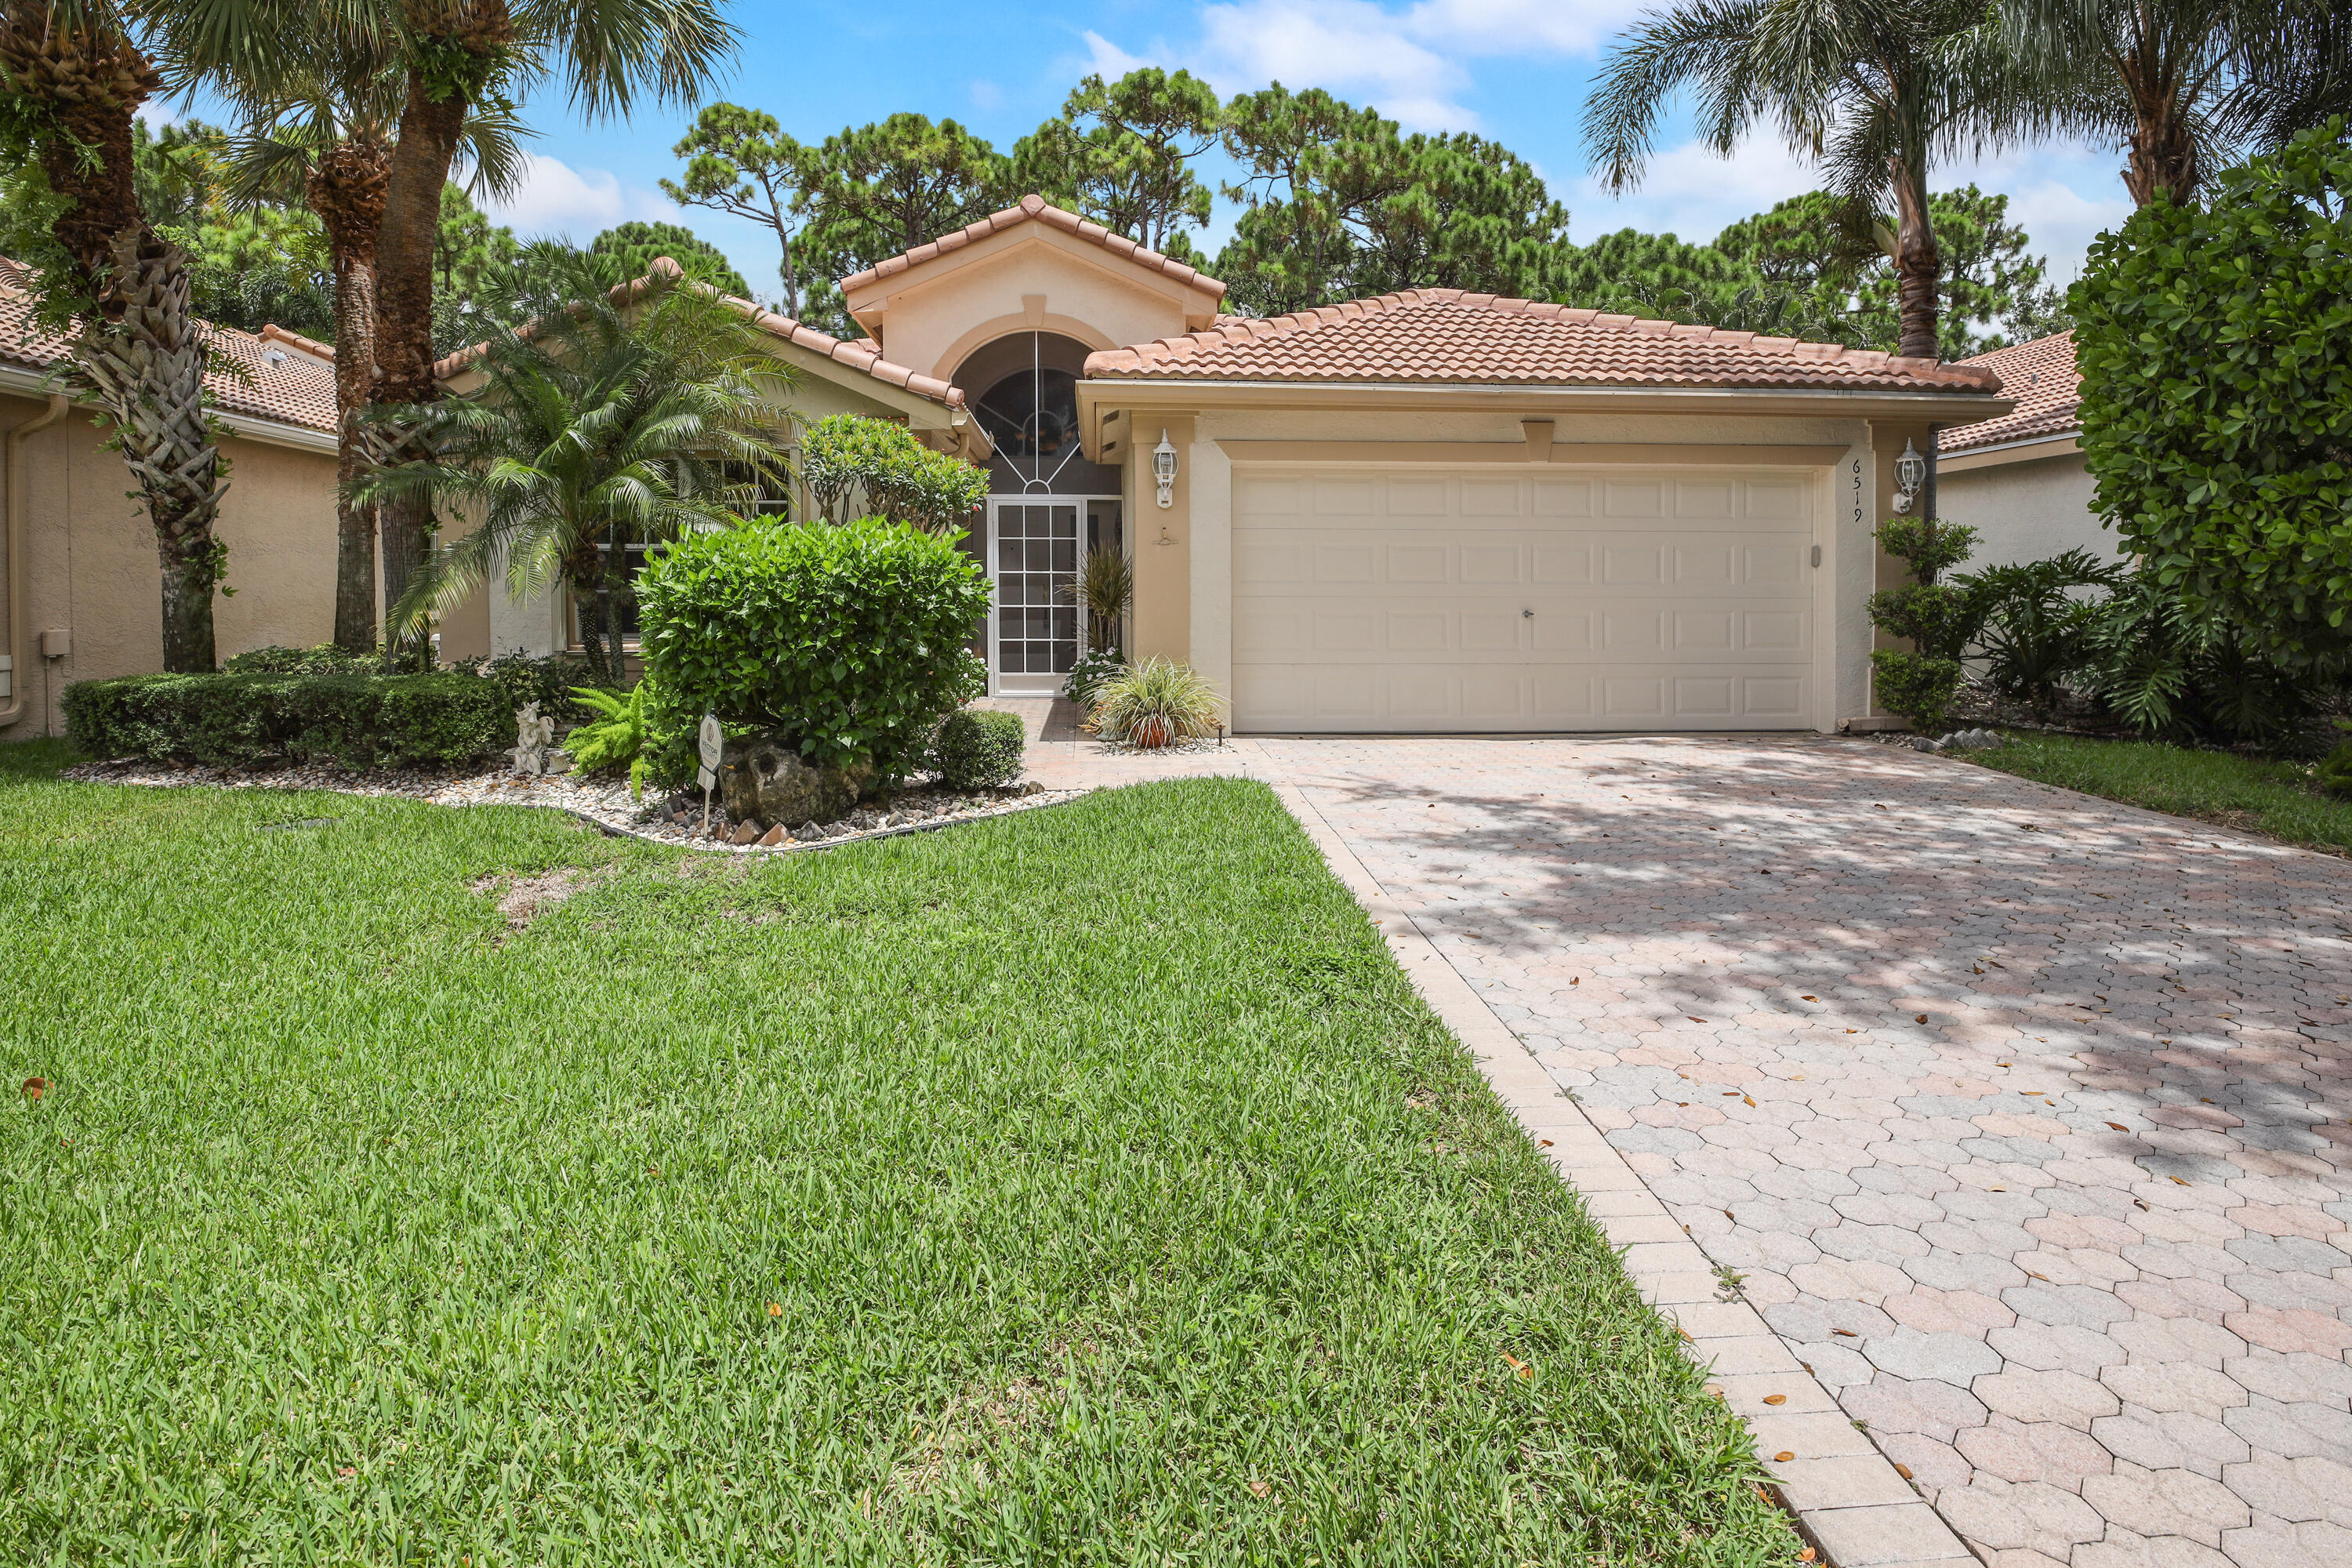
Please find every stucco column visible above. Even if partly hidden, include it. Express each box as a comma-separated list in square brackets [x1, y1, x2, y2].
[1188, 430, 1232, 706]
[1129, 413, 1194, 665]
[1865, 417, 1940, 719]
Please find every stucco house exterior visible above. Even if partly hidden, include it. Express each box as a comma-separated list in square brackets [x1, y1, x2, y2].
[0, 263, 343, 738]
[5, 195, 2029, 739]
[1936, 332, 2119, 569]
[814, 194, 2012, 733]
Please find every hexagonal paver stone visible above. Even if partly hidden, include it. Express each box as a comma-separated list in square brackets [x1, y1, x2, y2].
[1865, 1327, 2005, 1384]
[1263, 735, 2352, 1566]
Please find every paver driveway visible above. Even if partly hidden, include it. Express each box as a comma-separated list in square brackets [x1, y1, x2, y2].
[1262, 735, 2352, 1568]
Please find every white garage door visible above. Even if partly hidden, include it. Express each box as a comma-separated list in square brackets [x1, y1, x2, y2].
[1231, 466, 1818, 732]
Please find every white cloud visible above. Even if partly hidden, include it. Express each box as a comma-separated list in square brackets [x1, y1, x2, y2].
[1196, 0, 1477, 129]
[483, 154, 678, 240]
[1569, 131, 2135, 280]
[1080, 29, 1156, 79]
[1570, 134, 1819, 244]
[970, 78, 1005, 112]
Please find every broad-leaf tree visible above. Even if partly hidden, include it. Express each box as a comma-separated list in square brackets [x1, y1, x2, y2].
[2071, 122, 2352, 672]
[362, 247, 791, 686]
[1015, 68, 1221, 256]
[660, 101, 811, 314]
[0, 0, 230, 669]
[1585, 0, 2012, 360]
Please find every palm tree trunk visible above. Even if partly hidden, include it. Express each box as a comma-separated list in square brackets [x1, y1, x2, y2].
[2123, 111, 2200, 206]
[372, 6, 513, 632]
[312, 140, 390, 655]
[0, 17, 227, 670]
[598, 541, 626, 687]
[1888, 153, 1942, 361]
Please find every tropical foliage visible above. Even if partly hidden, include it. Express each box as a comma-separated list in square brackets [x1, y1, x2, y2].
[1583, 0, 2013, 359]
[2072, 122, 2352, 672]
[360, 248, 790, 687]
[1867, 517, 1983, 731]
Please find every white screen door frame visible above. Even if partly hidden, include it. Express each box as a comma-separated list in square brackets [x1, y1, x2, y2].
[985, 494, 1119, 696]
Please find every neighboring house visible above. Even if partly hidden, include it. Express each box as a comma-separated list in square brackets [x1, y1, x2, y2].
[0, 262, 342, 738]
[1936, 332, 2118, 569]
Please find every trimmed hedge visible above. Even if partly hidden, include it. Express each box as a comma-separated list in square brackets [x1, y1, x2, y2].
[934, 707, 1025, 789]
[64, 672, 516, 769]
[636, 517, 991, 783]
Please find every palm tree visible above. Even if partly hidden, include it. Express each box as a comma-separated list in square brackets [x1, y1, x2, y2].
[1998, 0, 2352, 205]
[359, 249, 791, 687]
[1584, 0, 2012, 361]
[0, 1, 229, 669]
[365, 0, 735, 638]
[216, 41, 525, 655]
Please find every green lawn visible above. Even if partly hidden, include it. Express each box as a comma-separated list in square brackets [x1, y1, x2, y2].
[1961, 729, 2352, 855]
[0, 743, 1788, 1565]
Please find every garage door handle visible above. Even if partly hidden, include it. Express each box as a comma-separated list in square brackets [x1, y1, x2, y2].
[1522, 608, 1534, 618]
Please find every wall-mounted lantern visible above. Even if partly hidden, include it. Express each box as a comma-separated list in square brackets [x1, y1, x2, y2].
[1891, 438, 1926, 514]
[1153, 429, 1178, 508]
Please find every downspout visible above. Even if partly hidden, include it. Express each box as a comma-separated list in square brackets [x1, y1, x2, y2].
[0, 393, 71, 731]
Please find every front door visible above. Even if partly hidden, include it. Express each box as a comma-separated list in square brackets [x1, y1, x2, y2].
[988, 499, 1080, 695]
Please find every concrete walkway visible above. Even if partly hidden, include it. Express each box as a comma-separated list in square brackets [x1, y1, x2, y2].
[996, 708, 2352, 1567]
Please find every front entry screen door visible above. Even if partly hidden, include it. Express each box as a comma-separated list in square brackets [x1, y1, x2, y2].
[992, 500, 1079, 695]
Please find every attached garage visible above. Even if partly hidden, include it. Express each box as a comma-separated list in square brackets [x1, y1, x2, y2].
[1229, 465, 1824, 733]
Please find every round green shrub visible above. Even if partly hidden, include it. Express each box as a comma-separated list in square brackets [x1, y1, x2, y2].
[933, 708, 1026, 789]
[635, 517, 991, 786]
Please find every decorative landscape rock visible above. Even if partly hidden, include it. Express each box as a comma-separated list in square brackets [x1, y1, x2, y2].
[717, 737, 874, 829]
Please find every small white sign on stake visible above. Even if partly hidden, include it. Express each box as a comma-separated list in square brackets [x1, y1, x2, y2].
[697, 713, 723, 833]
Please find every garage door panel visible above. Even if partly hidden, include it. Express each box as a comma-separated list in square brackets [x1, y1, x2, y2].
[1534, 479, 1595, 517]
[1388, 478, 1447, 514]
[1232, 463, 1816, 731]
[1387, 543, 1450, 582]
[1460, 544, 1521, 583]
[1602, 546, 1665, 585]
[1531, 612, 1593, 652]
[1533, 545, 1592, 583]
[1461, 610, 1522, 652]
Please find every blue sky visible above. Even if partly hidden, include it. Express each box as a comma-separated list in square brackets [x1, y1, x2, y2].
[343, 0, 2139, 306]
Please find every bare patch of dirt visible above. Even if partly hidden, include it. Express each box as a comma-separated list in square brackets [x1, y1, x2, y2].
[471, 867, 604, 931]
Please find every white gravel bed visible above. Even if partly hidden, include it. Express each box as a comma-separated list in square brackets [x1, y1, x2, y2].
[60, 757, 1089, 851]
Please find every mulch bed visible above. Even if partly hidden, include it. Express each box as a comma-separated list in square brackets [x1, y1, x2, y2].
[59, 757, 1087, 852]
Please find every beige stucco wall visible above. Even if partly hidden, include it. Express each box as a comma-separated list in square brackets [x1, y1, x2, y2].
[846, 227, 1220, 387]
[1, 388, 339, 737]
[1936, 445, 2118, 568]
[1103, 405, 1882, 734]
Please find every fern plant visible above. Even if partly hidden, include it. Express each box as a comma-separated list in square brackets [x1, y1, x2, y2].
[566, 684, 656, 798]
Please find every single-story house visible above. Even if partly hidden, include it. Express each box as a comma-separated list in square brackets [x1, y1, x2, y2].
[1936, 331, 2121, 569]
[5, 195, 2027, 739]
[0, 261, 343, 736]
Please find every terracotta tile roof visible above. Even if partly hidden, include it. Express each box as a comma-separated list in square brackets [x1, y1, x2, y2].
[258, 322, 336, 362]
[0, 259, 338, 433]
[1944, 331, 2079, 451]
[839, 194, 1227, 301]
[430, 256, 965, 409]
[1084, 289, 2002, 394]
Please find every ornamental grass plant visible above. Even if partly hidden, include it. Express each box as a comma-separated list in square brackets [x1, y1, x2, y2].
[1086, 656, 1222, 748]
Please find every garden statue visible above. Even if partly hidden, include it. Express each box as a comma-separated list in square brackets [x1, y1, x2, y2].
[509, 702, 570, 776]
